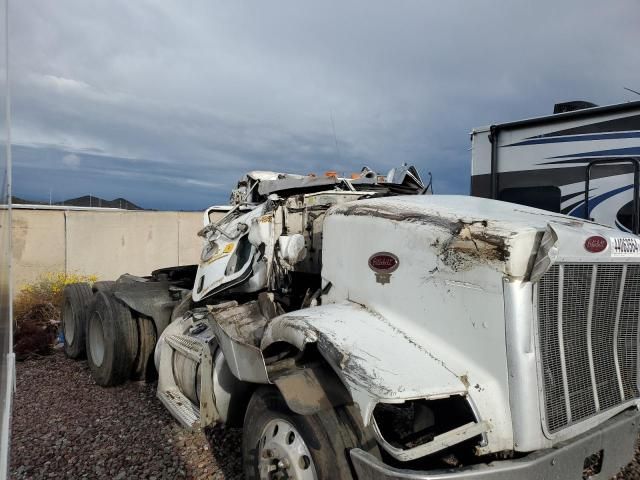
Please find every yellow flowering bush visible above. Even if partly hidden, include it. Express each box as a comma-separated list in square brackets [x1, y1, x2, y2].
[14, 272, 97, 320]
[14, 272, 97, 359]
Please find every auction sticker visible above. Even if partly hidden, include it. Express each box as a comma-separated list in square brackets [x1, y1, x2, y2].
[611, 237, 640, 257]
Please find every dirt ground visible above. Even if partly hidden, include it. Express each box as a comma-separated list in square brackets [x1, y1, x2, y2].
[9, 352, 640, 479]
[10, 352, 243, 479]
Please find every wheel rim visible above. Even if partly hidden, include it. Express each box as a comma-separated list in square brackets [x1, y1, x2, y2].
[89, 312, 105, 367]
[258, 419, 318, 480]
[63, 298, 75, 345]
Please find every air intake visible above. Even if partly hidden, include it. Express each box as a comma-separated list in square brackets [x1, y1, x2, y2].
[553, 101, 598, 114]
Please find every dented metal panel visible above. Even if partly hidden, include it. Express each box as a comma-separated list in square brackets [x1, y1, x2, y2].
[322, 197, 516, 453]
[261, 302, 467, 425]
[207, 301, 271, 384]
[321, 194, 640, 454]
[150, 167, 640, 468]
[373, 419, 491, 461]
[192, 205, 265, 301]
[351, 410, 640, 479]
[270, 363, 352, 415]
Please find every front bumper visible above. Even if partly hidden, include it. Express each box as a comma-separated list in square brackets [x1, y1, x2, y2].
[351, 409, 640, 480]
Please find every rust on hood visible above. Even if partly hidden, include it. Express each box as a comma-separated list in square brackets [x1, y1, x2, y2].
[438, 220, 510, 271]
[331, 203, 511, 272]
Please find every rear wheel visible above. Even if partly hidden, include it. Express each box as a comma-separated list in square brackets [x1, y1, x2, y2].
[86, 291, 139, 386]
[242, 387, 371, 480]
[92, 280, 116, 293]
[131, 315, 157, 381]
[61, 283, 93, 359]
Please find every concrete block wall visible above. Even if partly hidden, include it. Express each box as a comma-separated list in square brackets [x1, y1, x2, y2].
[9, 208, 214, 288]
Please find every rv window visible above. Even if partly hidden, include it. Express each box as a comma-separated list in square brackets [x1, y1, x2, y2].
[616, 200, 633, 232]
[499, 186, 561, 213]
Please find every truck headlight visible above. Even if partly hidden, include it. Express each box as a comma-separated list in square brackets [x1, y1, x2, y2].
[201, 241, 219, 262]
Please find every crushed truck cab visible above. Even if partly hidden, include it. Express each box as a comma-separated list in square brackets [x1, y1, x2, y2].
[68, 166, 640, 480]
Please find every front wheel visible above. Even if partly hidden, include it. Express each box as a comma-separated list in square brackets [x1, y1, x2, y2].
[242, 387, 373, 480]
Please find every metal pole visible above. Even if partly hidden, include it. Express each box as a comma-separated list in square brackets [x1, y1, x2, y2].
[0, 0, 14, 476]
[586, 159, 640, 233]
[489, 126, 499, 199]
[585, 164, 591, 221]
[633, 159, 640, 234]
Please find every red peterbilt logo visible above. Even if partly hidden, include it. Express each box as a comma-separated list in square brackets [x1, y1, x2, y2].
[368, 252, 399, 285]
[368, 252, 399, 273]
[584, 236, 607, 253]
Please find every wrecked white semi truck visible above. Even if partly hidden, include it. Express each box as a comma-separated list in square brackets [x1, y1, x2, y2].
[63, 166, 640, 479]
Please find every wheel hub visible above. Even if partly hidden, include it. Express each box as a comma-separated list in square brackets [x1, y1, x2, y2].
[89, 313, 105, 367]
[63, 298, 75, 344]
[258, 419, 317, 480]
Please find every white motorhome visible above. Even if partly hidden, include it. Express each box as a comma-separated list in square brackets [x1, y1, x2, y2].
[471, 100, 640, 233]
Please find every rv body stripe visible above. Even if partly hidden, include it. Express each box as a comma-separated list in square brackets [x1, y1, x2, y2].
[471, 165, 634, 198]
[550, 147, 640, 159]
[615, 220, 632, 233]
[561, 198, 587, 215]
[524, 113, 640, 138]
[504, 131, 640, 147]
[568, 184, 634, 218]
[561, 190, 593, 203]
[540, 156, 640, 166]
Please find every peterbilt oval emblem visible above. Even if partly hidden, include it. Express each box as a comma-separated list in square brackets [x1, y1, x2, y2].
[584, 236, 607, 253]
[368, 252, 399, 273]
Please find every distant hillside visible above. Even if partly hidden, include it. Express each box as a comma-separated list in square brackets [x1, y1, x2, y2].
[12, 195, 144, 210]
[59, 196, 143, 210]
[11, 196, 46, 205]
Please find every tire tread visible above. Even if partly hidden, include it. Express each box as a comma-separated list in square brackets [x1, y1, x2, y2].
[62, 283, 93, 359]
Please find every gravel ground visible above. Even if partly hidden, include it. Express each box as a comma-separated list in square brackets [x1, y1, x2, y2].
[619, 445, 640, 479]
[10, 352, 243, 479]
[9, 352, 640, 479]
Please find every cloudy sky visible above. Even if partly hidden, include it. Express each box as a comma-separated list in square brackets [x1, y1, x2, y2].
[5, 0, 640, 210]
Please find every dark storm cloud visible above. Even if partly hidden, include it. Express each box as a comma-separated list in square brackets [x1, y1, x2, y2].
[6, 0, 640, 209]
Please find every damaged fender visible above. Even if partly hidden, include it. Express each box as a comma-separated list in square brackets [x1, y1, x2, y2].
[112, 275, 178, 334]
[206, 297, 353, 416]
[260, 301, 467, 426]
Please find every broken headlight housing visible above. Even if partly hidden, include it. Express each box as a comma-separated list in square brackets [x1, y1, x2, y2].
[372, 396, 486, 464]
[201, 241, 219, 262]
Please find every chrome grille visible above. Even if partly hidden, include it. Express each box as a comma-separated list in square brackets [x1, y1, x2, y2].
[537, 263, 640, 433]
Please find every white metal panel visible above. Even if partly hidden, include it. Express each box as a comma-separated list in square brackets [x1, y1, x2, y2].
[192, 205, 264, 301]
[470, 129, 493, 176]
[262, 302, 466, 425]
[472, 107, 640, 176]
[321, 196, 519, 453]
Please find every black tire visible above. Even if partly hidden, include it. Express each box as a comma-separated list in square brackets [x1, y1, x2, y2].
[92, 280, 116, 293]
[61, 283, 93, 359]
[242, 387, 374, 480]
[171, 291, 193, 321]
[131, 315, 157, 381]
[85, 291, 139, 387]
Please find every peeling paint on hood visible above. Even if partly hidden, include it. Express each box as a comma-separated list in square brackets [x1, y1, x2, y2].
[329, 195, 633, 279]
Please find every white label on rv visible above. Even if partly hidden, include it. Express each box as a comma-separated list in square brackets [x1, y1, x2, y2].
[610, 237, 640, 257]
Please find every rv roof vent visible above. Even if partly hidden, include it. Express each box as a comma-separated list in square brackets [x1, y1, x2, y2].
[553, 101, 598, 114]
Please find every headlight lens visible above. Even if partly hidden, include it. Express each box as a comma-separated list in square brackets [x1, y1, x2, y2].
[201, 241, 219, 262]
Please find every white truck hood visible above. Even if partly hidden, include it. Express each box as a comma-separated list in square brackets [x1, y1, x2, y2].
[328, 195, 640, 280]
